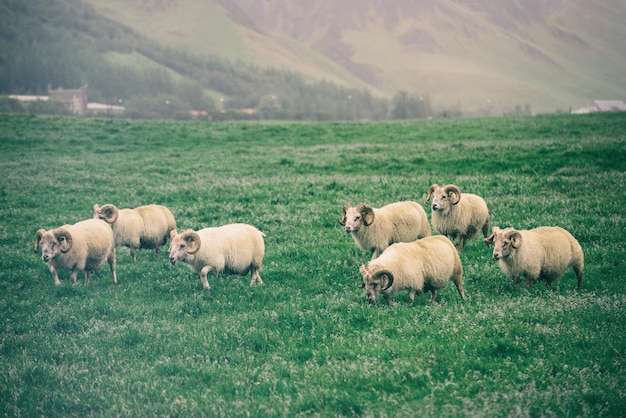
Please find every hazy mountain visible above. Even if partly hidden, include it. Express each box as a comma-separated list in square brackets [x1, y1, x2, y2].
[53, 0, 626, 115]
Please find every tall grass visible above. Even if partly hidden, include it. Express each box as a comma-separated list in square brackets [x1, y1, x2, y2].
[1, 113, 625, 416]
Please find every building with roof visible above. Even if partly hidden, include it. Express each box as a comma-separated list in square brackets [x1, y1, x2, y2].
[48, 84, 88, 115]
[572, 99, 626, 114]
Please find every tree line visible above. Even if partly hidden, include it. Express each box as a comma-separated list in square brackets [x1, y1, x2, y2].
[0, 0, 434, 121]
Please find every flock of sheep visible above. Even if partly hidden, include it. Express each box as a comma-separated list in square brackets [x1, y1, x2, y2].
[34, 183, 584, 304]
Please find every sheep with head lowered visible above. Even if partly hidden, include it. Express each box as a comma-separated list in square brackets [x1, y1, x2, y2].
[34, 219, 117, 286]
[359, 235, 465, 306]
[168, 224, 265, 290]
[425, 184, 490, 252]
[93, 203, 176, 262]
[485, 226, 584, 289]
[339, 201, 431, 261]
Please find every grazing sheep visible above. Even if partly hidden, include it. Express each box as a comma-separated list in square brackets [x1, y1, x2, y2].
[168, 224, 265, 290]
[425, 184, 490, 252]
[485, 226, 584, 289]
[339, 201, 431, 261]
[34, 219, 117, 286]
[358, 235, 465, 305]
[93, 203, 176, 261]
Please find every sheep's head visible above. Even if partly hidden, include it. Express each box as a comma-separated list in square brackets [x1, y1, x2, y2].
[93, 204, 120, 224]
[359, 264, 393, 303]
[35, 227, 73, 262]
[426, 184, 461, 213]
[485, 227, 521, 260]
[339, 204, 375, 233]
[168, 229, 201, 265]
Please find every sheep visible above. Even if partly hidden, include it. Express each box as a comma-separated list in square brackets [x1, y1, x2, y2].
[93, 203, 176, 262]
[168, 224, 265, 290]
[339, 201, 431, 261]
[34, 219, 117, 286]
[425, 183, 490, 252]
[484, 226, 584, 290]
[358, 235, 465, 305]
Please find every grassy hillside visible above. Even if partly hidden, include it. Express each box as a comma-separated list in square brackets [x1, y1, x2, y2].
[85, 0, 626, 115]
[1, 113, 625, 416]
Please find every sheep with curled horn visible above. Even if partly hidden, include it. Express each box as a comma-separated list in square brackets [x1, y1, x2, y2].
[339, 200, 431, 261]
[93, 203, 176, 261]
[359, 235, 465, 306]
[34, 219, 117, 286]
[425, 184, 490, 252]
[168, 224, 265, 290]
[485, 226, 584, 290]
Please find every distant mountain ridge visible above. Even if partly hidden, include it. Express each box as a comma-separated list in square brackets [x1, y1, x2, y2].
[82, 0, 626, 114]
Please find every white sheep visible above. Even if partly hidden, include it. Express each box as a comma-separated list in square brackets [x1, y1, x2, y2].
[34, 219, 117, 286]
[358, 235, 465, 305]
[425, 183, 490, 252]
[168, 224, 265, 290]
[93, 203, 176, 261]
[339, 201, 431, 261]
[485, 226, 584, 289]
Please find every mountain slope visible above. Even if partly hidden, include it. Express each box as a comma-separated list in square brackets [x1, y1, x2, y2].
[85, 0, 626, 115]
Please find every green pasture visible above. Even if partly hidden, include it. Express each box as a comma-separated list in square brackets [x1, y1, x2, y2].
[1, 113, 625, 416]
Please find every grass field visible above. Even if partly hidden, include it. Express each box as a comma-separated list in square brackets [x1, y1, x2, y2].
[1, 113, 625, 416]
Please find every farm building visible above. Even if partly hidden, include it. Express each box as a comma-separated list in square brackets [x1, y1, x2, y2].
[48, 85, 89, 115]
[572, 99, 626, 114]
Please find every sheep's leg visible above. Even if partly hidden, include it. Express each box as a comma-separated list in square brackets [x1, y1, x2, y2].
[130, 247, 137, 262]
[482, 219, 490, 239]
[84, 270, 92, 286]
[199, 265, 213, 289]
[455, 283, 466, 301]
[250, 268, 264, 286]
[49, 265, 62, 286]
[452, 268, 465, 300]
[383, 294, 395, 306]
[457, 236, 466, 253]
[69, 269, 79, 284]
[407, 289, 416, 301]
[429, 289, 438, 303]
[109, 252, 118, 284]
[154, 247, 160, 260]
[574, 265, 583, 290]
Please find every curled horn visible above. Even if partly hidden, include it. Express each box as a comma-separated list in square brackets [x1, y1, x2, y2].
[183, 230, 202, 254]
[338, 204, 350, 226]
[508, 230, 523, 249]
[426, 184, 439, 203]
[34, 229, 46, 253]
[379, 271, 394, 291]
[444, 184, 461, 205]
[54, 228, 73, 253]
[98, 204, 119, 224]
[358, 264, 369, 288]
[357, 204, 375, 226]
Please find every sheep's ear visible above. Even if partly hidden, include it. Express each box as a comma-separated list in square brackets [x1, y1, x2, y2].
[484, 226, 499, 246]
[426, 184, 438, 202]
[509, 231, 522, 248]
[169, 229, 178, 240]
[360, 205, 375, 226]
[34, 229, 46, 253]
[339, 204, 350, 226]
[484, 234, 495, 246]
